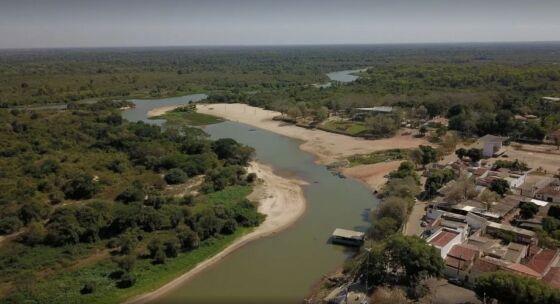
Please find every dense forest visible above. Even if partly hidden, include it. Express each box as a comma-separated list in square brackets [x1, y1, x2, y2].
[0, 101, 261, 302]
[2, 43, 560, 141]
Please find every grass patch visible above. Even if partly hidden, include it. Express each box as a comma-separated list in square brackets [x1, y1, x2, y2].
[193, 185, 252, 213]
[153, 109, 224, 126]
[320, 120, 367, 136]
[347, 149, 411, 166]
[6, 228, 251, 304]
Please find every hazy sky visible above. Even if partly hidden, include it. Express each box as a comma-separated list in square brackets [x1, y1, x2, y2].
[1, 0, 560, 48]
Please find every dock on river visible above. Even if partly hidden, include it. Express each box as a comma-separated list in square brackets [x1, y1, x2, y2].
[331, 228, 365, 246]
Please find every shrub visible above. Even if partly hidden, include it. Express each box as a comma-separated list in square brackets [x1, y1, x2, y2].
[80, 282, 96, 294]
[164, 238, 179, 258]
[0, 216, 23, 234]
[116, 273, 136, 289]
[63, 173, 98, 200]
[164, 168, 188, 184]
[221, 219, 238, 235]
[246, 173, 257, 183]
[177, 226, 200, 251]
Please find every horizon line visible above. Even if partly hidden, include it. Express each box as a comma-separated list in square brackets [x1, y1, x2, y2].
[2, 40, 560, 51]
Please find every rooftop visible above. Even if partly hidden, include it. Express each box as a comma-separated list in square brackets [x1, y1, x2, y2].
[543, 267, 560, 289]
[447, 244, 479, 261]
[472, 256, 509, 273]
[536, 184, 560, 197]
[428, 229, 460, 248]
[445, 256, 471, 270]
[507, 263, 541, 278]
[486, 222, 536, 237]
[332, 228, 365, 240]
[354, 106, 393, 113]
[527, 248, 559, 275]
[479, 134, 508, 144]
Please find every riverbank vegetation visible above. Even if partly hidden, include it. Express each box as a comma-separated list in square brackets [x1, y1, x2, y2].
[0, 102, 262, 302]
[347, 149, 411, 167]
[151, 104, 224, 126]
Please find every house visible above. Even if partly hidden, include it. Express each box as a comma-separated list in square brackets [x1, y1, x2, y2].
[526, 248, 560, 277]
[519, 176, 555, 198]
[535, 182, 560, 203]
[427, 227, 466, 259]
[484, 222, 536, 245]
[479, 134, 507, 158]
[504, 242, 528, 263]
[476, 170, 526, 189]
[444, 244, 481, 282]
[469, 256, 516, 284]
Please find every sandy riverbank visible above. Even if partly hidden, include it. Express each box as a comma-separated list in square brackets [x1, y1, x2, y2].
[147, 102, 428, 189]
[195, 103, 428, 166]
[341, 161, 402, 191]
[125, 162, 307, 304]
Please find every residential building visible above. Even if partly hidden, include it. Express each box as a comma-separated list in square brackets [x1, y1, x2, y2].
[479, 134, 507, 158]
[426, 227, 466, 259]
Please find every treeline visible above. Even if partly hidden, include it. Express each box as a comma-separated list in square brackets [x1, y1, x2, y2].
[348, 161, 443, 299]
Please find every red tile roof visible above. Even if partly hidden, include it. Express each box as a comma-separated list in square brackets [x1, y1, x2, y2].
[447, 245, 479, 261]
[537, 185, 560, 196]
[543, 267, 560, 289]
[446, 256, 471, 270]
[527, 249, 559, 275]
[472, 257, 505, 273]
[507, 263, 541, 278]
[429, 230, 459, 248]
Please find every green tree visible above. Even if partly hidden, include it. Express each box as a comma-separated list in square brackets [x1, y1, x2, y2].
[455, 148, 467, 159]
[164, 168, 188, 185]
[490, 178, 510, 197]
[386, 235, 444, 285]
[62, 173, 98, 200]
[369, 217, 399, 240]
[467, 148, 483, 162]
[474, 271, 560, 304]
[424, 168, 455, 197]
[177, 226, 200, 251]
[20, 221, 47, 246]
[417, 145, 438, 168]
[519, 202, 539, 219]
[113, 254, 136, 273]
[0, 216, 23, 234]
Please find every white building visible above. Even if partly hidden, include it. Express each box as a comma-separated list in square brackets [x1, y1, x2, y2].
[479, 134, 507, 158]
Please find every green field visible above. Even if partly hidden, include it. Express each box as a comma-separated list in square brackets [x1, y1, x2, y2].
[347, 149, 411, 166]
[320, 120, 367, 136]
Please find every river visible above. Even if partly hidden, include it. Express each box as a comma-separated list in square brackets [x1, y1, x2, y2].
[122, 72, 376, 303]
[313, 68, 367, 88]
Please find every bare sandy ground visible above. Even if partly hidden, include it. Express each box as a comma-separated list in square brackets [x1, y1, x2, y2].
[125, 162, 306, 304]
[194, 103, 428, 165]
[341, 161, 402, 191]
[147, 105, 180, 117]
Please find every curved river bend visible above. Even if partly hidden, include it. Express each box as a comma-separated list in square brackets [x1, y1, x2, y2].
[122, 71, 375, 303]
